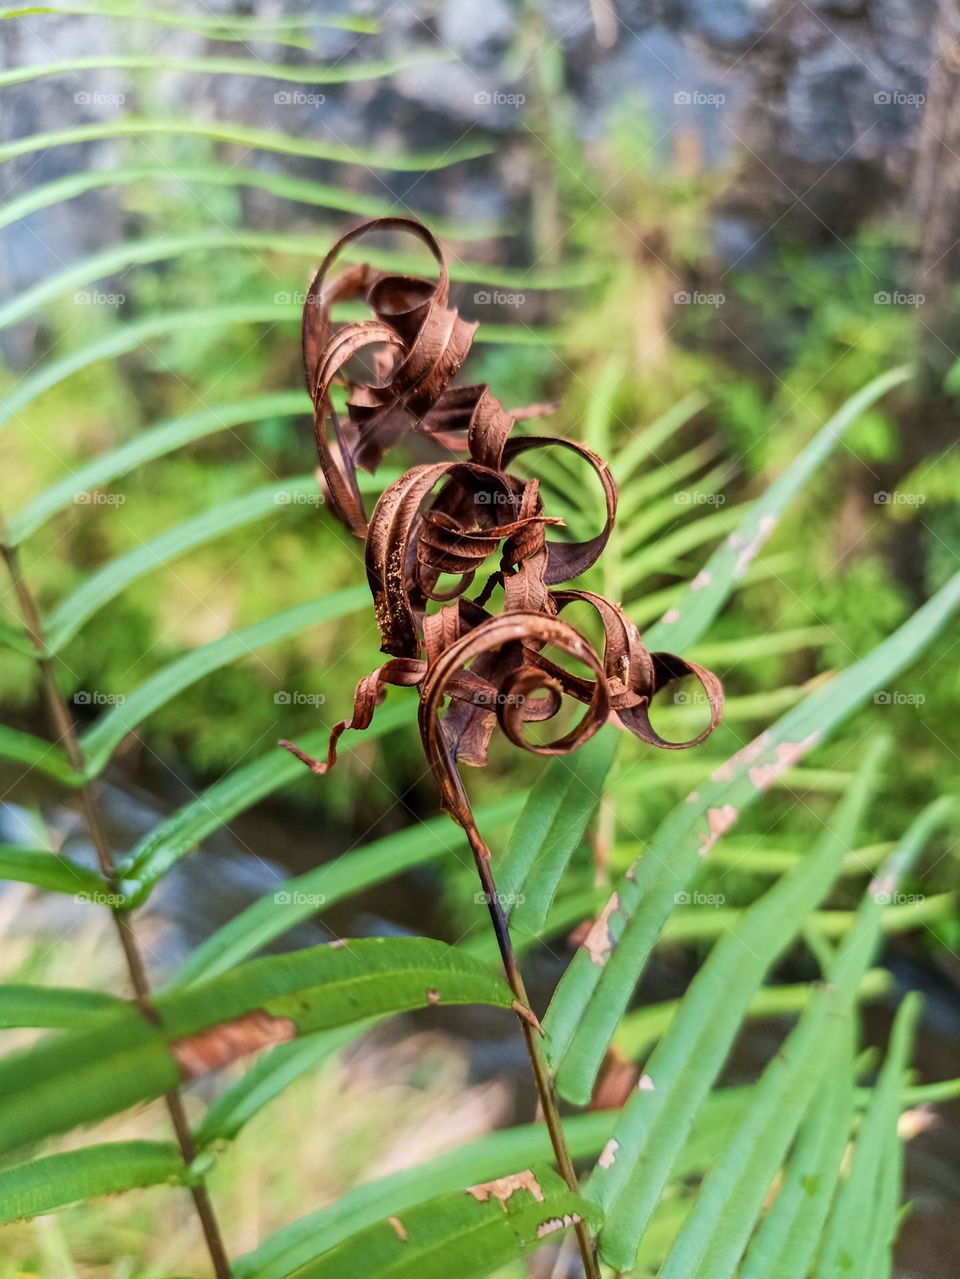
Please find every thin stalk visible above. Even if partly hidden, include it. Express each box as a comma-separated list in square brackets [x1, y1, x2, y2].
[0, 538, 232, 1279]
[464, 823, 602, 1279]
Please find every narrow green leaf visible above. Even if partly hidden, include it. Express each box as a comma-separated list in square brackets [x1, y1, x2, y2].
[643, 367, 911, 653]
[612, 392, 708, 485]
[620, 503, 748, 592]
[0, 165, 497, 243]
[122, 701, 413, 898]
[656, 787, 931, 1279]
[617, 439, 719, 522]
[235, 1092, 746, 1279]
[816, 995, 921, 1279]
[43, 476, 321, 652]
[619, 463, 731, 558]
[694, 838, 891, 878]
[687, 626, 833, 666]
[605, 790, 948, 1275]
[581, 357, 626, 457]
[0, 51, 451, 90]
[270, 1165, 597, 1279]
[0, 725, 80, 785]
[589, 739, 887, 1269]
[739, 1034, 855, 1279]
[0, 1141, 185, 1223]
[498, 729, 617, 935]
[544, 569, 960, 1105]
[5, 392, 305, 545]
[174, 797, 524, 985]
[0, 5, 377, 40]
[194, 1023, 374, 1148]
[632, 554, 797, 632]
[0, 984, 122, 1029]
[613, 970, 890, 1063]
[656, 893, 953, 946]
[0, 939, 512, 1156]
[0, 845, 103, 896]
[0, 119, 492, 174]
[0, 229, 597, 333]
[80, 588, 369, 777]
[0, 306, 562, 432]
[0, 617, 33, 653]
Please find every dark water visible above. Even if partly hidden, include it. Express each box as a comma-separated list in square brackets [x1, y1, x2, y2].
[2, 762, 958, 1277]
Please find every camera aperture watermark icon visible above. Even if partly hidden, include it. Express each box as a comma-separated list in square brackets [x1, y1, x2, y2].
[674, 290, 725, 307]
[274, 91, 326, 107]
[474, 90, 525, 108]
[274, 690, 327, 706]
[674, 90, 725, 108]
[74, 690, 125, 706]
[873, 690, 925, 706]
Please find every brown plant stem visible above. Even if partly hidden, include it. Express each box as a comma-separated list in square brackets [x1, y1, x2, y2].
[1, 538, 232, 1279]
[464, 822, 601, 1279]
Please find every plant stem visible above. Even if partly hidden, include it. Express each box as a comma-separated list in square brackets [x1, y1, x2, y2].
[464, 822, 601, 1279]
[0, 539, 232, 1279]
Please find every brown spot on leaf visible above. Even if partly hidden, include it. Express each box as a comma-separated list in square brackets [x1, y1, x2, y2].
[427, 987, 441, 1005]
[387, 1215, 408, 1241]
[598, 1138, 620, 1169]
[711, 732, 772, 783]
[747, 734, 822, 791]
[466, 1169, 544, 1209]
[172, 1010, 296, 1079]
[537, 1212, 583, 1238]
[728, 513, 777, 579]
[698, 805, 738, 857]
[583, 892, 620, 966]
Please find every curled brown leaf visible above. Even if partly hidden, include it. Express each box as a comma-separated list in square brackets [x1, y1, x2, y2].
[282, 215, 724, 825]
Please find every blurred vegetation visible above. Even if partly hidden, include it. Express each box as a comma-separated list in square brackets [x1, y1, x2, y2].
[3, 83, 955, 943]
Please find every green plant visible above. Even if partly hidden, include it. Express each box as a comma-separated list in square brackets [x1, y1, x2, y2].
[3, 245, 960, 1271]
[2, 9, 959, 1278]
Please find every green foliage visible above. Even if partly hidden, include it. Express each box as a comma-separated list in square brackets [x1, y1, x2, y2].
[0, 12, 957, 1278]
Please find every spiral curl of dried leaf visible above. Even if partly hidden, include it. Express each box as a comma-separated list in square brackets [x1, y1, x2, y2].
[284, 217, 723, 824]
